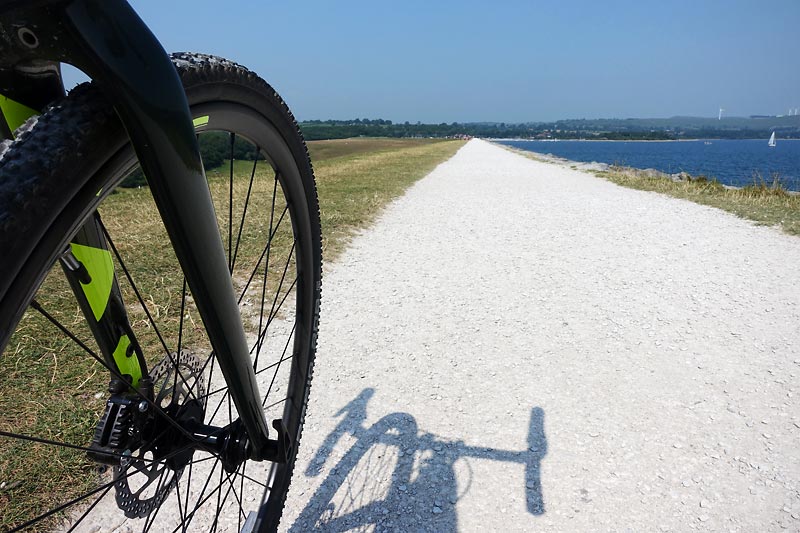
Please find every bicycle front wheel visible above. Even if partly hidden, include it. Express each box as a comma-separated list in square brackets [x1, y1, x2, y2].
[0, 54, 321, 532]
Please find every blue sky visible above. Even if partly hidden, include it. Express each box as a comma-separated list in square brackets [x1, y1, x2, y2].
[68, 0, 800, 123]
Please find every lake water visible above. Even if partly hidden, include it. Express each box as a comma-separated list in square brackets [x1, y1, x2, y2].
[497, 139, 800, 191]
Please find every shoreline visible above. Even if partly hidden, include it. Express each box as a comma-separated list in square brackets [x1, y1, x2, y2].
[490, 137, 800, 142]
[495, 143, 612, 173]
[495, 141, 799, 192]
[491, 139, 800, 193]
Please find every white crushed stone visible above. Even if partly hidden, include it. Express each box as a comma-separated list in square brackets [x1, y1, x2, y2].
[57, 138, 800, 532]
[280, 138, 800, 532]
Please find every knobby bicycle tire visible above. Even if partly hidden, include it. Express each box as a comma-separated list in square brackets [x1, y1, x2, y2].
[0, 53, 321, 532]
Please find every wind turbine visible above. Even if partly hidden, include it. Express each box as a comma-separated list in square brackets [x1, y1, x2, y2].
[718, 107, 725, 120]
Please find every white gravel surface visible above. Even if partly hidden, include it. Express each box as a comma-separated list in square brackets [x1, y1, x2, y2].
[61, 139, 799, 532]
[280, 139, 800, 532]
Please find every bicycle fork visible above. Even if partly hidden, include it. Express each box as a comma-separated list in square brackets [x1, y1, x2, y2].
[0, 0, 281, 465]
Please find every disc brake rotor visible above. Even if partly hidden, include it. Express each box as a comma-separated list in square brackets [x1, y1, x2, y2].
[114, 350, 206, 518]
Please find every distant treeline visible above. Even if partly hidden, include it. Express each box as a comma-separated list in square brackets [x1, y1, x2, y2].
[119, 118, 799, 187]
[300, 120, 480, 140]
[299, 116, 800, 141]
[197, 132, 260, 168]
[121, 132, 259, 187]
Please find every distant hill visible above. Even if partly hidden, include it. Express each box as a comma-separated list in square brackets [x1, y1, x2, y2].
[299, 115, 800, 141]
[537, 115, 800, 132]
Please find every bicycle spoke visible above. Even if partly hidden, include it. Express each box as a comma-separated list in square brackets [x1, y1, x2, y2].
[10, 477, 117, 531]
[175, 478, 187, 532]
[172, 457, 223, 533]
[30, 299, 222, 461]
[202, 353, 229, 428]
[231, 468, 268, 489]
[263, 396, 287, 411]
[210, 458, 226, 533]
[237, 201, 287, 305]
[9, 449, 220, 532]
[197, 322, 291, 409]
[133, 468, 164, 497]
[158, 347, 201, 406]
[231, 151, 259, 273]
[212, 462, 247, 532]
[9, 454, 165, 532]
[261, 315, 296, 407]
[255, 172, 279, 360]
[215, 469, 247, 532]
[265, 241, 296, 323]
[258, 323, 297, 413]
[177, 277, 187, 355]
[158, 452, 219, 530]
[98, 218, 200, 405]
[181, 460, 193, 532]
[253, 323, 296, 378]
[211, 395, 241, 531]
[192, 380, 230, 405]
[0, 430, 152, 465]
[141, 469, 168, 533]
[30, 299, 101, 360]
[66, 482, 115, 533]
[251, 235, 296, 359]
[189, 382, 226, 405]
[97, 214, 170, 358]
[206, 387, 232, 430]
[252, 272, 297, 360]
[238, 461, 247, 532]
[42, 452, 221, 533]
[197, 348, 217, 390]
[226, 391, 233, 441]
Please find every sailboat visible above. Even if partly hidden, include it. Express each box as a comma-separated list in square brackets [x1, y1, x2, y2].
[768, 131, 776, 147]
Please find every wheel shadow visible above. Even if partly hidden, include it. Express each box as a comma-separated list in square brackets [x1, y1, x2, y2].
[289, 388, 547, 532]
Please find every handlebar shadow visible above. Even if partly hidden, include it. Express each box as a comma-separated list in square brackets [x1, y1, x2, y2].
[290, 388, 546, 531]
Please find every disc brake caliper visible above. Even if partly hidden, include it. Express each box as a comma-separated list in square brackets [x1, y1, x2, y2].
[87, 378, 153, 465]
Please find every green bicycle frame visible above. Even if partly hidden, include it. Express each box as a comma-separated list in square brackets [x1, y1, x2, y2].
[0, 0, 273, 460]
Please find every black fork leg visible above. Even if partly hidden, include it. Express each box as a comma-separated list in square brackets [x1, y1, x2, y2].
[47, 0, 272, 458]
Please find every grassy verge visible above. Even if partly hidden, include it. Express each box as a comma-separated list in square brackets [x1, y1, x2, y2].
[307, 137, 454, 162]
[596, 167, 800, 236]
[0, 137, 464, 529]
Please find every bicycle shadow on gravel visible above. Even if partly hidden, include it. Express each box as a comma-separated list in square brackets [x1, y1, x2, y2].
[289, 388, 546, 532]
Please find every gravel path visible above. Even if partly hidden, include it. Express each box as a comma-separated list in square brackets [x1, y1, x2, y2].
[281, 139, 800, 532]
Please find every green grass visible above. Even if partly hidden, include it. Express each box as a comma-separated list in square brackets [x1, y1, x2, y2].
[0, 137, 463, 530]
[307, 137, 452, 163]
[596, 166, 800, 235]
